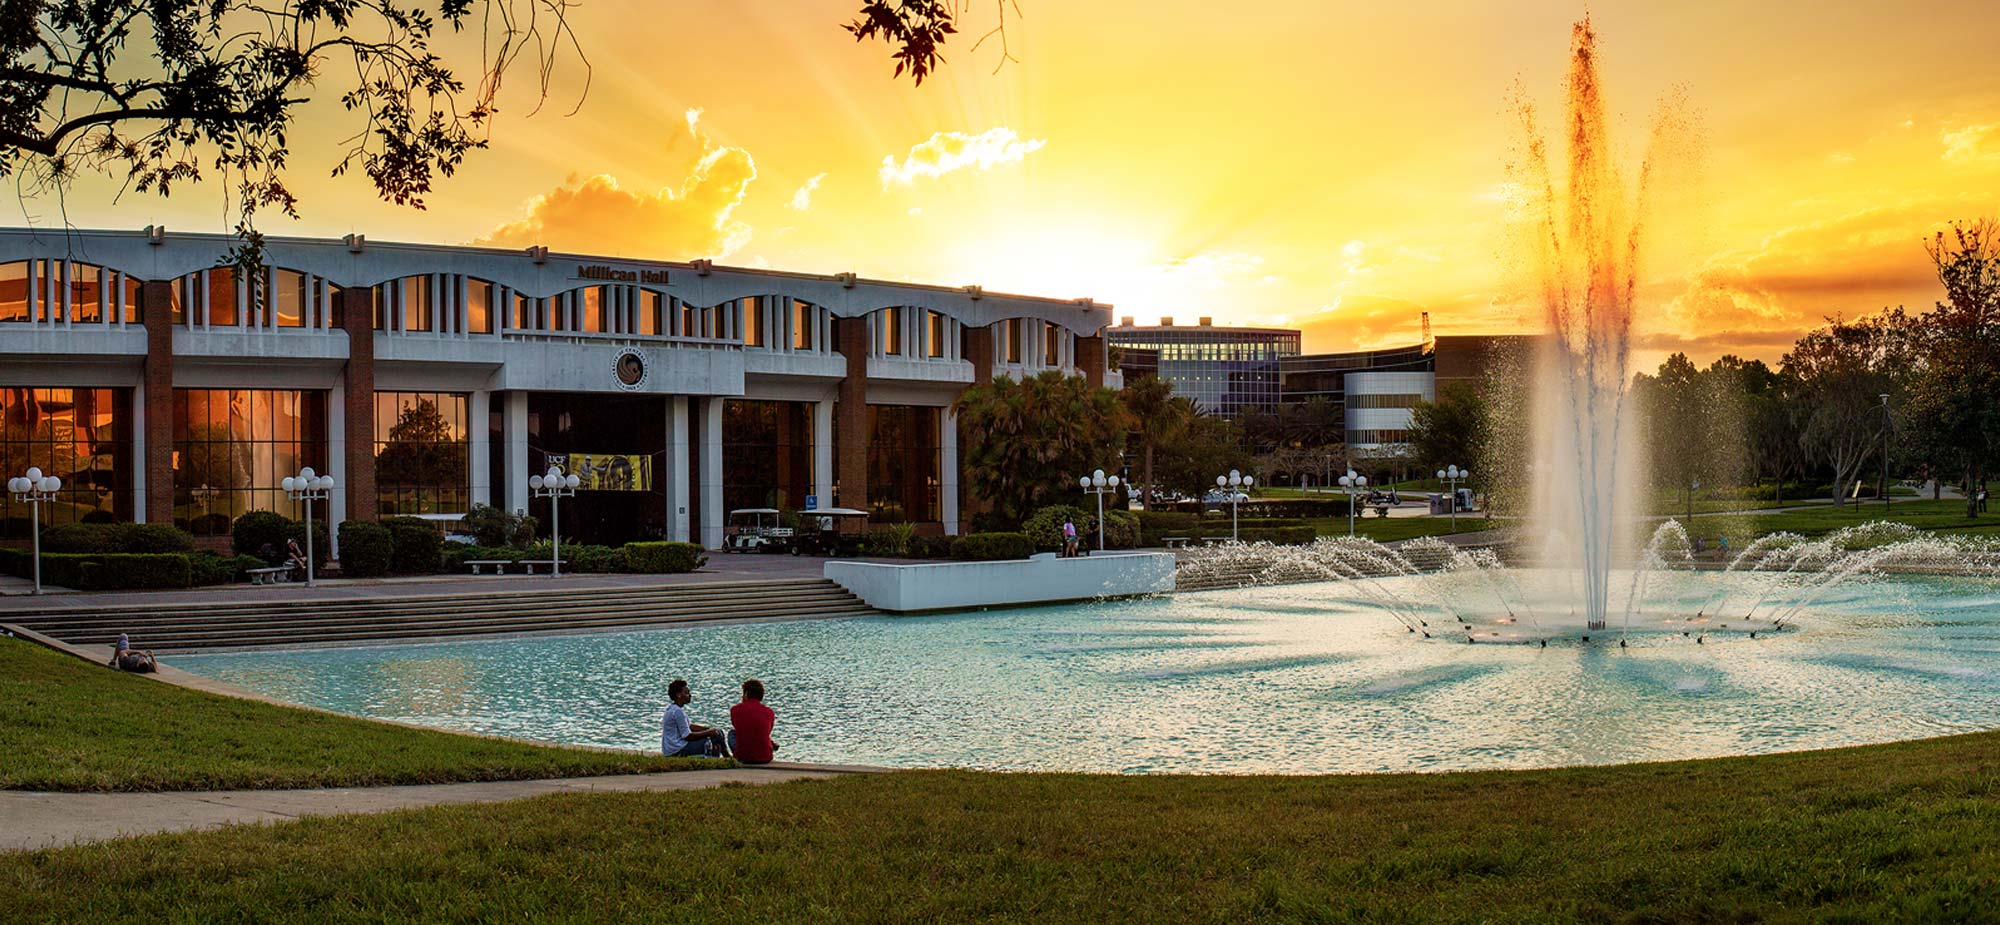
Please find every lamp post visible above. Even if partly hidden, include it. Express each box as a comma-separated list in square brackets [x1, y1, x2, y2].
[1077, 468, 1121, 552]
[1214, 469, 1254, 542]
[1337, 469, 1367, 537]
[1879, 393, 1891, 514]
[280, 467, 336, 588]
[1436, 464, 1469, 533]
[7, 467, 60, 595]
[530, 465, 580, 577]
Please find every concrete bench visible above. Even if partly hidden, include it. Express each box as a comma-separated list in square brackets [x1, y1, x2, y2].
[245, 566, 291, 585]
[518, 559, 570, 575]
[1161, 536, 1191, 549]
[463, 559, 513, 575]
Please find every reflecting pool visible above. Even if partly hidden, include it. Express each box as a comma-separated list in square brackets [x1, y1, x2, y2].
[169, 575, 2000, 774]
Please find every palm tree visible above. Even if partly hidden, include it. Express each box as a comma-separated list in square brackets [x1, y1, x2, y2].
[955, 371, 1129, 525]
[1119, 375, 1194, 509]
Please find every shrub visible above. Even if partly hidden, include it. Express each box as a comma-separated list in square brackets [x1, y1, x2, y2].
[463, 504, 538, 548]
[284, 519, 333, 566]
[80, 508, 117, 524]
[909, 534, 955, 559]
[568, 544, 629, 574]
[951, 532, 1034, 561]
[185, 552, 267, 586]
[1102, 510, 1142, 549]
[1022, 505, 1091, 551]
[38, 523, 118, 554]
[625, 542, 707, 573]
[860, 523, 919, 557]
[70, 554, 193, 591]
[381, 516, 443, 574]
[232, 511, 294, 561]
[338, 521, 394, 577]
[113, 523, 195, 553]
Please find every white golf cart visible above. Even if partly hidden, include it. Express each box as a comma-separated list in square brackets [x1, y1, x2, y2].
[723, 508, 795, 554]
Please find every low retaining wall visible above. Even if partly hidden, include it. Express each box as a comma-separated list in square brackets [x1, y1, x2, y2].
[823, 553, 1177, 612]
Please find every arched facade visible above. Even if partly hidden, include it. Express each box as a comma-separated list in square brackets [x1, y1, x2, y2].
[0, 228, 1118, 550]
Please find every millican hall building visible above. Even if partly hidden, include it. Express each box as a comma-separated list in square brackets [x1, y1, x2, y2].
[0, 228, 1117, 551]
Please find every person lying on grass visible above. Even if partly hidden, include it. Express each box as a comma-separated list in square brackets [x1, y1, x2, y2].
[107, 634, 156, 674]
[661, 679, 730, 758]
[728, 679, 778, 766]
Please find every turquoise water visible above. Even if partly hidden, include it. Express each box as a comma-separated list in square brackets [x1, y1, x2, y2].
[168, 575, 2000, 774]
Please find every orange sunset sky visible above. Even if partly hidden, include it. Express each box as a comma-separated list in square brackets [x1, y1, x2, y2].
[27, 0, 2000, 369]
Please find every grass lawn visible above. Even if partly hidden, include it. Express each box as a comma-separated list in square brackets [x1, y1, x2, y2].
[5, 732, 1999, 921]
[0, 637, 726, 792]
[1673, 499, 2000, 545]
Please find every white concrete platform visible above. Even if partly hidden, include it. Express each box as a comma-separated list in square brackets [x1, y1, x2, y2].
[823, 552, 1176, 612]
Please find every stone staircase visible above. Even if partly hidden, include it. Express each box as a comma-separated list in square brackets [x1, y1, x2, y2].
[1, 578, 876, 653]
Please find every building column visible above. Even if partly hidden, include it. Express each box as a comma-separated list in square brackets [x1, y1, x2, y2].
[666, 396, 692, 542]
[813, 397, 834, 509]
[700, 396, 725, 549]
[469, 390, 492, 508]
[128, 384, 147, 523]
[139, 280, 175, 526]
[1077, 333, 1107, 389]
[965, 325, 994, 387]
[942, 408, 960, 535]
[835, 317, 870, 511]
[328, 375, 347, 556]
[503, 391, 529, 514]
[338, 287, 377, 524]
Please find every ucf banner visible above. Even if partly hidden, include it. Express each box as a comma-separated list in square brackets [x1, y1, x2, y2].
[564, 453, 654, 491]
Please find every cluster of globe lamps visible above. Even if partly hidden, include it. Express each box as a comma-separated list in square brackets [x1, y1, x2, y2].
[1078, 469, 1120, 551]
[279, 467, 337, 587]
[1216, 469, 1253, 542]
[7, 467, 61, 595]
[530, 466, 581, 577]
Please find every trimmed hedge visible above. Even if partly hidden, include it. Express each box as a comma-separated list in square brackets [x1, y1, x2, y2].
[36, 522, 196, 555]
[951, 532, 1034, 561]
[0, 548, 193, 590]
[625, 542, 707, 574]
[338, 522, 394, 577]
[231, 511, 293, 561]
[381, 516, 443, 574]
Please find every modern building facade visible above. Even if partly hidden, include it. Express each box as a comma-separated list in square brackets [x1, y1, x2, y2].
[1281, 335, 1533, 453]
[0, 228, 1115, 550]
[1106, 317, 1300, 417]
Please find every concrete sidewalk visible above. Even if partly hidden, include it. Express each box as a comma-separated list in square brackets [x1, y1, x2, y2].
[0, 764, 861, 853]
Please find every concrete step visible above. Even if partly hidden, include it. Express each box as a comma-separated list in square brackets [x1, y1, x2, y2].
[7, 578, 878, 652]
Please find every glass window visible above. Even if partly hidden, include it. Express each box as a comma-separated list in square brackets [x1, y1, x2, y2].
[0, 262, 27, 322]
[68, 263, 104, 324]
[640, 291, 663, 336]
[743, 297, 766, 347]
[122, 274, 142, 324]
[883, 308, 903, 356]
[865, 405, 941, 523]
[682, 303, 698, 338]
[171, 388, 326, 536]
[792, 299, 814, 350]
[1044, 322, 1061, 366]
[0, 388, 132, 538]
[274, 270, 307, 327]
[401, 276, 432, 332]
[722, 399, 814, 512]
[580, 286, 605, 333]
[467, 280, 494, 334]
[374, 391, 470, 516]
[1004, 319, 1022, 363]
[206, 267, 237, 327]
[514, 293, 536, 331]
[927, 311, 946, 358]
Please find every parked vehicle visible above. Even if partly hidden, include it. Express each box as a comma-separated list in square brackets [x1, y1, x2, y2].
[789, 508, 870, 557]
[723, 508, 794, 554]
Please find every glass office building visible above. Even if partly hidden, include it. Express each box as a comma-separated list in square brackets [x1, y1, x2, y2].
[1106, 319, 1301, 417]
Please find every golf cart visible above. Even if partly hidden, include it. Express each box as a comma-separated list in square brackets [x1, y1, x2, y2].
[789, 507, 870, 557]
[724, 508, 795, 554]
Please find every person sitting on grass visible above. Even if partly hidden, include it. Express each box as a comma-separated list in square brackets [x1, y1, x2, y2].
[107, 633, 157, 674]
[728, 678, 779, 766]
[660, 679, 730, 758]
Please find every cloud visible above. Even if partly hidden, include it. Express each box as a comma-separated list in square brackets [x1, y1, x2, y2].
[477, 110, 757, 260]
[1941, 123, 2000, 163]
[787, 173, 827, 211]
[878, 127, 1046, 186]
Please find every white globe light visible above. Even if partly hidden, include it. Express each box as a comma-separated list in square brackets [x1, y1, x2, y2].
[1244, 476, 1254, 487]
[1107, 475, 1119, 487]
[1216, 475, 1227, 487]
[1079, 476, 1092, 489]
[300, 466, 316, 481]
[1093, 468, 1106, 481]
[1357, 476, 1368, 487]
[546, 466, 562, 480]
[1435, 469, 1445, 480]
[565, 474, 580, 489]
[41, 476, 60, 492]
[1459, 469, 1470, 480]
[25, 467, 40, 481]
[317, 475, 336, 490]
[282, 477, 297, 492]
[530, 475, 545, 490]
[7, 477, 23, 493]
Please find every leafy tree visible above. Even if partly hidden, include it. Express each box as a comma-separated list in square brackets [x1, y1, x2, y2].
[1781, 312, 1915, 507]
[1912, 220, 2000, 517]
[1117, 375, 1193, 508]
[1150, 413, 1254, 500]
[953, 372, 1128, 527]
[1407, 382, 1490, 478]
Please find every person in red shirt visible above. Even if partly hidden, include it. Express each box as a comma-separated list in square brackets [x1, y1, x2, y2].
[728, 678, 779, 765]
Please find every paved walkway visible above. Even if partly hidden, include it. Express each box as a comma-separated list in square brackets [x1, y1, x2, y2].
[0, 764, 859, 853]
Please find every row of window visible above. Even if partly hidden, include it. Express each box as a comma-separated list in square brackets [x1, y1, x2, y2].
[1346, 429, 1413, 445]
[0, 261, 143, 324]
[1345, 393, 1427, 409]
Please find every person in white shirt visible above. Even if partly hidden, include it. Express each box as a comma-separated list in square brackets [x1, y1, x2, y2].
[660, 679, 730, 758]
